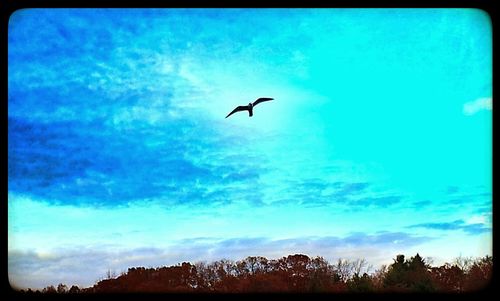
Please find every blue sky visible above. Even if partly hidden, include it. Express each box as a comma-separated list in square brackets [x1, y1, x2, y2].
[8, 8, 492, 289]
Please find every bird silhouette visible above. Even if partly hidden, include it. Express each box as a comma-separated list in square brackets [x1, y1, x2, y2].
[225, 97, 274, 118]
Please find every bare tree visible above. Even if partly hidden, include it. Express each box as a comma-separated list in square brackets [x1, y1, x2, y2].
[106, 269, 114, 279]
[453, 255, 474, 273]
[371, 264, 388, 289]
[335, 258, 354, 282]
[352, 258, 372, 276]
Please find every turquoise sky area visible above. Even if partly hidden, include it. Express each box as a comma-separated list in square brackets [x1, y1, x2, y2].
[8, 8, 492, 289]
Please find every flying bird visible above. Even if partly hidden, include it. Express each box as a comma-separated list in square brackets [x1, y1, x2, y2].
[225, 97, 274, 118]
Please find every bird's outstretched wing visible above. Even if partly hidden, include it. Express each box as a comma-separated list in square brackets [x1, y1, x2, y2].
[225, 105, 249, 118]
[252, 97, 274, 107]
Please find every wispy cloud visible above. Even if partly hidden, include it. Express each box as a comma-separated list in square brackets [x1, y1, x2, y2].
[407, 219, 491, 235]
[283, 179, 402, 209]
[463, 97, 492, 115]
[350, 195, 402, 208]
[410, 200, 432, 208]
[446, 186, 459, 194]
[8, 116, 269, 207]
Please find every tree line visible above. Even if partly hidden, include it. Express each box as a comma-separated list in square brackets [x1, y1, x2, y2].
[18, 253, 492, 293]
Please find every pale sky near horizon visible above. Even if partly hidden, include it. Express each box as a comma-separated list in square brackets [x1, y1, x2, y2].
[8, 8, 492, 289]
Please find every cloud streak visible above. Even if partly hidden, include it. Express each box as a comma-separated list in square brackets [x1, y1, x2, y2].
[277, 179, 402, 209]
[407, 219, 491, 235]
[463, 97, 492, 115]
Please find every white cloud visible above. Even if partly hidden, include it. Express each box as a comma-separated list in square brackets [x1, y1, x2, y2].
[463, 97, 492, 115]
[465, 213, 491, 226]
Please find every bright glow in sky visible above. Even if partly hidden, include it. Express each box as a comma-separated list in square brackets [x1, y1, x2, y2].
[8, 8, 492, 290]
